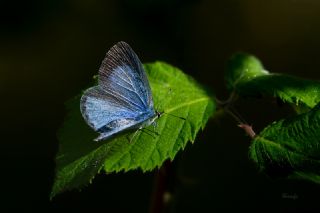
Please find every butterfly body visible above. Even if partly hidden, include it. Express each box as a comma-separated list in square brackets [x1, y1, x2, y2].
[80, 42, 159, 142]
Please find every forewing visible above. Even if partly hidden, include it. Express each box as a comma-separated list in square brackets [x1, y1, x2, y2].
[98, 41, 153, 109]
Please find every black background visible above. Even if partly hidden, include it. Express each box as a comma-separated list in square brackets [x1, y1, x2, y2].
[1, 0, 320, 212]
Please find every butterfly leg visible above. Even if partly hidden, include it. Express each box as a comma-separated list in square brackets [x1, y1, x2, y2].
[152, 121, 157, 132]
[139, 128, 157, 139]
[126, 135, 131, 143]
[127, 127, 142, 143]
[141, 127, 159, 136]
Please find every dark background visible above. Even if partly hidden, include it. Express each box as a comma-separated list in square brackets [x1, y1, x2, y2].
[1, 0, 320, 212]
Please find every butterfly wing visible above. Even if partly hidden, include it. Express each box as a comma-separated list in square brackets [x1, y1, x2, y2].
[80, 42, 155, 141]
[99, 41, 153, 109]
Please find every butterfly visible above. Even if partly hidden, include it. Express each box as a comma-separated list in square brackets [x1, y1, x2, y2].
[80, 41, 162, 142]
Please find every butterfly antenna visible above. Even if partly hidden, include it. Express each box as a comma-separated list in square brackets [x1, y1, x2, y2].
[155, 88, 186, 121]
[163, 112, 186, 120]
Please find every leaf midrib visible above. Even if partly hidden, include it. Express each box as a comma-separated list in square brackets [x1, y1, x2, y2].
[254, 135, 320, 162]
[166, 97, 210, 113]
[105, 96, 211, 171]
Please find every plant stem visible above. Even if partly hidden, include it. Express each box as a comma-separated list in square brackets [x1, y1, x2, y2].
[216, 93, 256, 139]
[149, 160, 174, 213]
[237, 123, 256, 139]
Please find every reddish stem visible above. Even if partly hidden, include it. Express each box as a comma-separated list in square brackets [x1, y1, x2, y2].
[238, 123, 256, 139]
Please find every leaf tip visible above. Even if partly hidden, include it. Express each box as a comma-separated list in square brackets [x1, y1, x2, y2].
[225, 52, 267, 90]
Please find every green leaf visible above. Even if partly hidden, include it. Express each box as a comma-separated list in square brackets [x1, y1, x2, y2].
[225, 53, 320, 108]
[51, 62, 215, 198]
[225, 53, 269, 90]
[249, 103, 320, 184]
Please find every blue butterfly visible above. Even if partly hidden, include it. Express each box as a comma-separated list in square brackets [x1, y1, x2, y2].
[80, 41, 162, 142]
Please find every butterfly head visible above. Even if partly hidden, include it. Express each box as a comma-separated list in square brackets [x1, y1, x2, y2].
[156, 111, 163, 118]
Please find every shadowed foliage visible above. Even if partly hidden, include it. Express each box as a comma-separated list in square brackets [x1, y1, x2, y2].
[51, 62, 215, 198]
